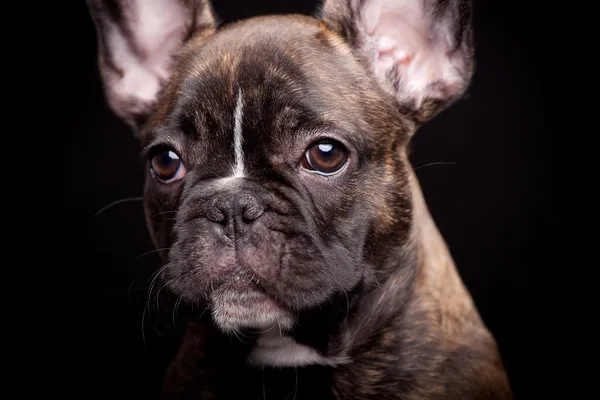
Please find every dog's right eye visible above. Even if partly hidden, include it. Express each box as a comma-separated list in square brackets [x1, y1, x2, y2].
[149, 148, 187, 183]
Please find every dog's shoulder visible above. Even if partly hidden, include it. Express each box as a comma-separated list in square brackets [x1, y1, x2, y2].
[332, 286, 511, 399]
[330, 194, 512, 399]
[441, 329, 513, 400]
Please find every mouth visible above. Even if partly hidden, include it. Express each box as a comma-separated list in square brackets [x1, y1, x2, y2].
[209, 277, 295, 334]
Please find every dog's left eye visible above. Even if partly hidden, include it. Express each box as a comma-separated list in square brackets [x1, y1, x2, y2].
[149, 148, 187, 183]
[301, 141, 348, 176]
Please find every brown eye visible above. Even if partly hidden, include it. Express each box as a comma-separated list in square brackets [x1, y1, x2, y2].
[301, 141, 348, 175]
[149, 148, 186, 183]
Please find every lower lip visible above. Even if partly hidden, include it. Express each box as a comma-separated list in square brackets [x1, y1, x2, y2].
[210, 279, 292, 333]
[220, 280, 278, 305]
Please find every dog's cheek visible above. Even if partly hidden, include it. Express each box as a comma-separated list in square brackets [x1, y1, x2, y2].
[143, 177, 185, 252]
[233, 222, 332, 310]
[366, 158, 412, 248]
[165, 219, 237, 301]
[274, 234, 338, 310]
[143, 196, 175, 255]
[316, 176, 385, 290]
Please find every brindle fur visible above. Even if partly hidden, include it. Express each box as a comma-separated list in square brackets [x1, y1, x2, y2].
[87, 0, 512, 398]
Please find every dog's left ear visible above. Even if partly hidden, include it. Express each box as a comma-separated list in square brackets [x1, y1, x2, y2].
[86, 0, 217, 135]
[318, 0, 474, 125]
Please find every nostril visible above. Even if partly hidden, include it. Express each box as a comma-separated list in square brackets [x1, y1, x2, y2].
[206, 206, 226, 224]
[242, 203, 264, 223]
[205, 192, 265, 226]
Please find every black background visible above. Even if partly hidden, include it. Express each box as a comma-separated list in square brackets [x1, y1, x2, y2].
[42, 0, 576, 398]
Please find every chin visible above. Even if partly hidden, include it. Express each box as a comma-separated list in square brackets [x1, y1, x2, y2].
[208, 279, 296, 334]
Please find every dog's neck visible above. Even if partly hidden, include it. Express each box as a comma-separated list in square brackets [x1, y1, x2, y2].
[406, 165, 482, 331]
[246, 164, 479, 368]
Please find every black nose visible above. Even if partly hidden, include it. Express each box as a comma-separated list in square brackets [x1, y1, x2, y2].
[206, 191, 265, 227]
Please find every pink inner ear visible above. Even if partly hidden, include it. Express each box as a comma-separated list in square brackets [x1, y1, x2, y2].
[372, 11, 427, 73]
[107, 0, 188, 106]
[361, 0, 465, 107]
[363, 0, 384, 34]
[131, 0, 188, 78]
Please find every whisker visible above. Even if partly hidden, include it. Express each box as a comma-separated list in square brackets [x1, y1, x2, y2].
[231, 328, 250, 344]
[172, 296, 183, 329]
[127, 280, 136, 297]
[107, 286, 148, 293]
[197, 303, 211, 320]
[414, 161, 456, 171]
[136, 248, 169, 260]
[142, 303, 148, 348]
[141, 296, 164, 347]
[248, 322, 278, 335]
[147, 269, 165, 303]
[262, 367, 267, 400]
[92, 196, 143, 218]
[293, 367, 298, 400]
[152, 210, 178, 218]
[144, 265, 170, 337]
[154, 281, 170, 312]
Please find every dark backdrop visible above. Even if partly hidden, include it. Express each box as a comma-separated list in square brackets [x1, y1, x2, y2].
[45, 1, 572, 398]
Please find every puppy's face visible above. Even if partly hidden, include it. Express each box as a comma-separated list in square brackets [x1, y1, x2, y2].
[142, 16, 413, 332]
[88, 0, 473, 334]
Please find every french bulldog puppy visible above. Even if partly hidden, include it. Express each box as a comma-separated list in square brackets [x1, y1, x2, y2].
[87, 0, 512, 398]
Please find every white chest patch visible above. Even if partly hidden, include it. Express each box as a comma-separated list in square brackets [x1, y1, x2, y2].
[246, 328, 349, 368]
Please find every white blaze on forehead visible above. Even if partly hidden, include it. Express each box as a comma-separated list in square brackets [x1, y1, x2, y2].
[232, 89, 245, 178]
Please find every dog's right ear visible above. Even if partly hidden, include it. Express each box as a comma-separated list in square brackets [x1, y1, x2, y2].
[86, 0, 216, 135]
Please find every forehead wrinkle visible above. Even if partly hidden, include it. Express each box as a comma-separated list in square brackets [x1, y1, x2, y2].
[170, 16, 340, 125]
[151, 14, 405, 154]
[186, 47, 240, 98]
[167, 51, 241, 142]
[145, 16, 348, 125]
[288, 25, 410, 145]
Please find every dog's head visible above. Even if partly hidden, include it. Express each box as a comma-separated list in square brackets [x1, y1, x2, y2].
[88, 0, 473, 334]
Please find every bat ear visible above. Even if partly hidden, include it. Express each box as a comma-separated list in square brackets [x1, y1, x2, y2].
[86, 0, 217, 135]
[318, 0, 474, 125]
